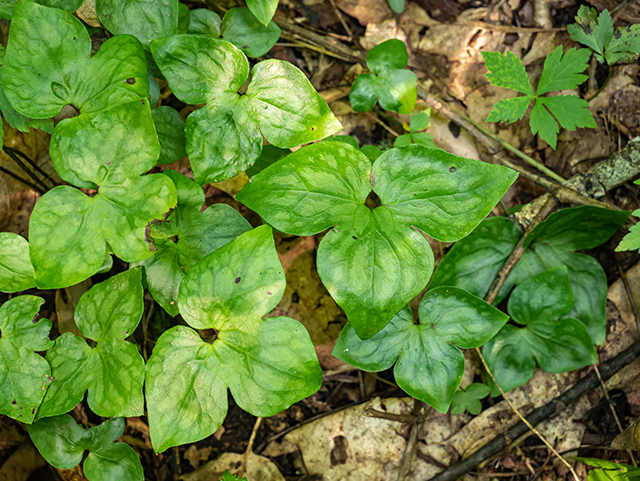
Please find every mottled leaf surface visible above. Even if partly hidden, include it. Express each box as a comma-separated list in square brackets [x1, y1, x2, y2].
[0, 233, 35, 293]
[138, 170, 251, 316]
[29, 415, 144, 480]
[484, 267, 598, 392]
[333, 289, 508, 412]
[0, 296, 53, 423]
[239, 142, 516, 338]
[38, 270, 146, 419]
[146, 226, 322, 453]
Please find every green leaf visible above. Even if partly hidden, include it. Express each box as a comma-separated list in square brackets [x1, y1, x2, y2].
[350, 40, 417, 115]
[0, 296, 53, 423]
[188, 8, 221, 37]
[28, 415, 144, 481]
[451, 383, 490, 415]
[246, 145, 291, 178]
[334, 289, 508, 413]
[616, 209, 640, 252]
[537, 46, 590, 95]
[324, 134, 359, 149]
[138, 170, 251, 316]
[146, 226, 322, 452]
[0, 232, 36, 293]
[96, 0, 179, 49]
[606, 25, 640, 65]
[568, 6, 613, 57]
[152, 36, 340, 183]
[221, 8, 281, 58]
[484, 267, 598, 392]
[387, 0, 404, 14]
[575, 458, 640, 481]
[409, 110, 430, 132]
[412, 132, 436, 148]
[151, 106, 187, 165]
[538, 96, 596, 131]
[245, 0, 277, 26]
[393, 133, 413, 148]
[360, 144, 383, 161]
[481, 50, 534, 96]
[529, 98, 559, 149]
[239, 142, 516, 339]
[429, 216, 522, 298]
[37, 270, 146, 419]
[178, 3, 190, 33]
[221, 472, 247, 481]
[486, 95, 533, 123]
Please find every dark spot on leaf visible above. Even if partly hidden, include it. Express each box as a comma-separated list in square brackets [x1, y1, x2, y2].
[260, 272, 263, 275]
[352, 235, 357, 240]
[141, 99, 145, 105]
[125, 77, 136, 85]
[449, 166, 457, 173]
[267, 291, 273, 295]
[73, 37, 76, 40]
[243, 45, 250, 49]
[19, 406, 23, 409]
[235, 276, 241, 284]
[311, 126, 316, 131]
[11, 399, 16, 405]
[31, 408, 35, 414]
[431, 323, 436, 329]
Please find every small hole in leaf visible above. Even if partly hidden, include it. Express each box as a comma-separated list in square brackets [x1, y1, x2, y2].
[449, 166, 457, 173]
[199, 328, 219, 344]
[125, 77, 136, 85]
[352, 235, 358, 240]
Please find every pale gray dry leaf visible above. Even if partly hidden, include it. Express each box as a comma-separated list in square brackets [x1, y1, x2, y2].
[180, 452, 284, 481]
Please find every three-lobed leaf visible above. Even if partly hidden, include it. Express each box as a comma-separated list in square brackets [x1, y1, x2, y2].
[38, 269, 146, 419]
[333, 288, 508, 413]
[151, 35, 340, 184]
[29, 415, 144, 481]
[146, 226, 322, 453]
[238, 142, 517, 339]
[451, 383, 491, 415]
[0, 296, 53, 423]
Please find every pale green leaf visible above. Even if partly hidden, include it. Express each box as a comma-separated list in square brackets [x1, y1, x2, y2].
[0, 232, 35, 293]
[409, 110, 430, 132]
[481, 50, 534, 96]
[606, 24, 640, 64]
[37, 270, 146, 419]
[245, 0, 277, 26]
[0, 296, 53, 423]
[376, 69, 417, 115]
[486, 95, 533, 123]
[537, 46, 590, 95]
[616, 209, 640, 252]
[220, 8, 281, 58]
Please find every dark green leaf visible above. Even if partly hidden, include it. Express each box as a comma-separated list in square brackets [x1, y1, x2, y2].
[360, 144, 382, 161]
[0, 232, 35, 293]
[367, 39, 408, 74]
[188, 8, 221, 37]
[178, 3, 190, 34]
[334, 289, 508, 412]
[568, 6, 613, 58]
[221, 8, 281, 58]
[536, 47, 590, 95]
[349, 74, 378, 113]
[146, 226, 322, 452]
[451, 383, 490, 415]
[245, 145, 291, 178]
[37, 270, 146, 418]
[151, 106, 187, 165]
[0, 296, 53, 423]
[538, 96, 596, 131]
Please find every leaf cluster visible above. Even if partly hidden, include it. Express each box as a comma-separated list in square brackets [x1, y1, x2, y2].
[393, 110, 436, 148]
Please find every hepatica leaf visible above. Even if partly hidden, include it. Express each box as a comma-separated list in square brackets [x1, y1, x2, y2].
[146, 226, 322, 453]
[29, 415, 144, 481]
[431, 206, 629, 345]
[38, 269, 146, 419]
[221, 8, 281, 58]
[483, 267, 598, 392]
[333, 288, 508, 413]
[238, 142, 517, 339]
[451, 383, 491, 415]
[188, 9, 221, 37]
[245, 0, 277, 26]
[151, 35, 341, 184]
[350, 39, 417, 115]
[0, 232, 35, 293]
[151, 106, 187, 165]
[138, 170, 252, 316]
[0, 296, 53, 423]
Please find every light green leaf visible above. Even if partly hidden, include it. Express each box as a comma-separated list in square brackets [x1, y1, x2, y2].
[568, 6, 613, 57]
[409, 110, 430, 132]
[484, 267, 597, 392]
[486, 95, 533, 123]
[96, 0, 178, 48]
[29, 415, 144, 481]
[38, 270, 146, 419]
[616, 209, 640, 252]
[222, 472, 248, 481]
[393, 134, 413, 148]
[529, 98, 559, 149]
[411, 132, 436, 148]
[372, 145, 518, 242]
[0, 232, 35, 293]
[537, 46, 590, 95]
[151, 106, 187, 165]
[538, 96, 596, 131]
[367, 39, 409, 74]
[139, 170, 251, 316]
[245, 0, 277, 26]
[188, 8, 221, 37]
[451, 383, 490, 415]
[0, 296, 53, 423]
[334, 289, 508, 412]
[221, 8, 281, 58]
[387, 0, 404, 14]
[429, 216, 522, 298]
[146, 226, 322, 452]
[29, 173, 176, 289]
[481, 50, 534, 96]
[376, 69, 417, 115]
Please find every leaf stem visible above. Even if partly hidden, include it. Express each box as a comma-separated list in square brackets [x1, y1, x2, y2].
[587, 65, 612, 102]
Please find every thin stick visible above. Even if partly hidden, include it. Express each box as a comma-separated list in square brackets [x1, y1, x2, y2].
[363, 406, 418, 424]
[238, 417, 262, 478]
[327, 0, 353, 40]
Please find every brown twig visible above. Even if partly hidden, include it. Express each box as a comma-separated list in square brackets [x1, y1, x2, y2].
[396, 399, 427, 481]
[363, 406, 418, 424]
[238, 417, 262, 479]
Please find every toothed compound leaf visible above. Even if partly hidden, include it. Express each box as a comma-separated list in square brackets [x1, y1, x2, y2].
[529, 98, 559, 149]
[0, 296, 53, 423]
[537, 96, 596, 133]
[0, 233, 35, 293]
[29, 415, 144, 481]
[188, 9, 221, 37]
[151, 35, 340, 183]
[333, 289, 508, 413]
[245, 0, 277, 26]
[485, 95, 533, 123]
[481, 50, 533, 95]
[238, 142, 516, 339]
[574, 458, 640, 481]
[221, 8, 281, 58]
[484, 267, 598, 392]
[146, 226, 322, 453]
[151, 106, 187, 165]
[433, 206, 628, 345]
[221, 472, 247, 481]
[409, 110, 430, 132]
[451, 383, 491, 415]
[616, 208, 640, 252]
[537, 47, 591, 95]
[96, 0, 179, 48]
[37, 269, 146, 419]
[350, 39, 417, 115]
[606, 25, 640, 64]
[137, 170, 251, 316]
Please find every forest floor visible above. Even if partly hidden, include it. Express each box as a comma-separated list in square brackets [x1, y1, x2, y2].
[2, 0, 640, 480]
